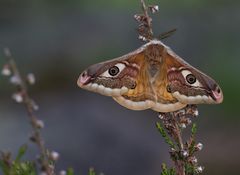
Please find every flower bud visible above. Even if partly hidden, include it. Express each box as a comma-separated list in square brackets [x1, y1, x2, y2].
[59, 170, 66, 175]
[50, 151, 60, 161]
[180, 123, 186, 129]
[134, 14, 146, 22]
[158, 113, 164, 119]
[36, 120, 44, 129]
[10, 75, 21, 85]
[12, 93, 23, 103]
[195, 143, 203, 151]
[27, 73, 35, 85]
[196, 166, 204, 173]
[149, 5, 159, 14]
[138, 35, 147, 42]
[182, 150, 189, 157]
[1, 64, 11, 76]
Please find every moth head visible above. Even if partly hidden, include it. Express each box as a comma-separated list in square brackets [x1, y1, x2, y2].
[78, 60, 139, 97]
[167, 67, 223, 104]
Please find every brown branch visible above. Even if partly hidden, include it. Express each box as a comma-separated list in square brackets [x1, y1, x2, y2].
[173, 118, 185, 175]
[160, 112, 186, 175]
[140, 0, 153, 39]
[3, 48, 55, 175]
[136, 0, 176, 42]
[158, 105, 203, 175]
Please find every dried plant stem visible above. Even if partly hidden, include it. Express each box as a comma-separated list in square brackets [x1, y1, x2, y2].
[140, 0, 153, 39]
[172, 118, 185, 175]
[136, 0, 176, 41]
[3, 48, 54, 175]
[158, 106, 203, 175]
[161, 112, 186, 175]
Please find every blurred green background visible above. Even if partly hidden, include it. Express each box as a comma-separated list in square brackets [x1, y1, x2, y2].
[0, 0, 239, 174]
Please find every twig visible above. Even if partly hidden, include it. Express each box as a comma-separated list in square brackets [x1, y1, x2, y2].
[2, 48, 56, 175]
[140, 0, 153, 39]
[158, 105, 204, 175]
[135, 0, 176, 42]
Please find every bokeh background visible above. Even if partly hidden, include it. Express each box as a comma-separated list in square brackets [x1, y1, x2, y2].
[0, 0, 239, 174]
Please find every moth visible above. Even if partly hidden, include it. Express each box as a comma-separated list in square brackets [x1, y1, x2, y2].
[77, 40, 223, 112]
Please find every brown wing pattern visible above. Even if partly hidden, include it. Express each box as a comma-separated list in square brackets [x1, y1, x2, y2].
[114, 44, 186, 112]
[78, 40, 223, 112]
[120, 52, 156, 102]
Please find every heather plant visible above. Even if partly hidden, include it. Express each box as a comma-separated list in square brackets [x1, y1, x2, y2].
[0, 1, 211, 175]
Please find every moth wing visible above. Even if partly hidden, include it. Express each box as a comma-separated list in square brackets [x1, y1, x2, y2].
[152, 44, 223, 105]
[113, 50, 157, 111]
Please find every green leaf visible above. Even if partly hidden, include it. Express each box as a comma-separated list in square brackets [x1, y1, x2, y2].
[161, 163, 168, 175]
[156, 122, 176, 149]
[161, 163, 176, 175]
[0, 159, 10, 175]
[88, 167, 96, 175]
[67, 168, 74, 175]
[189, 123, 198, 155]
[185, 163, 196, 175]
[189, 140, 196, 155]
[15, 145, 28, 162]
[191, 123, 197, 136]
[12, 161, 37, 175]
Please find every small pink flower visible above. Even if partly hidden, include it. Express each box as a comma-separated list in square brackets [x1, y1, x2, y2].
[196, 143, 203, 151]
[1, 64, 11, 76]
[36, 120, 44, 129]
[149, 5, 159, 14]
[196, 166, 204, 173]
[27, 73, 36, 85]
[12, 93, 23, 103]
[50, 151, 60, 161]
[59, 170, 66, 175]
[10, 75, 21, 85]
